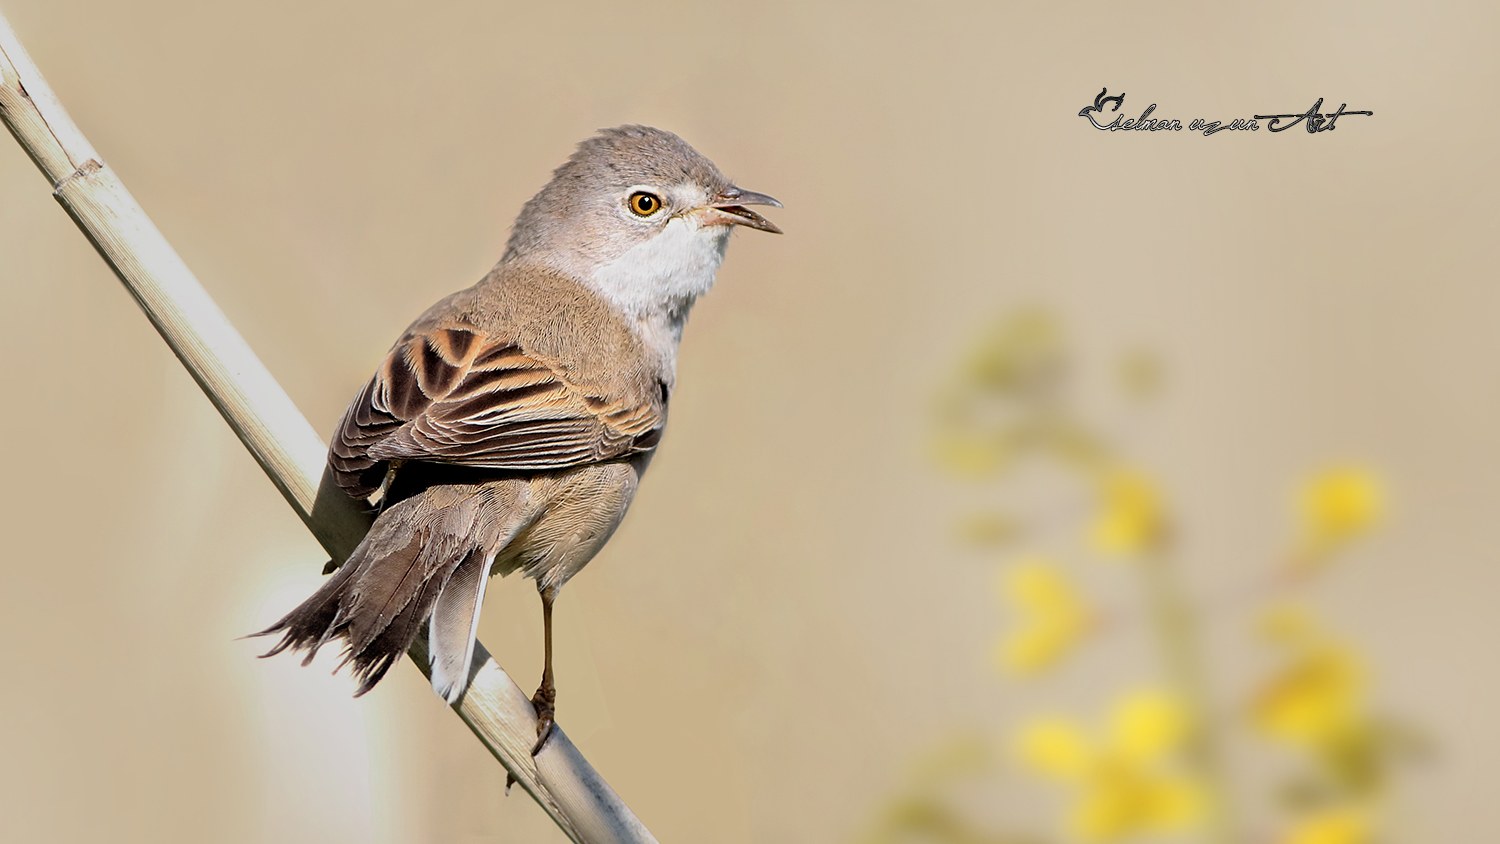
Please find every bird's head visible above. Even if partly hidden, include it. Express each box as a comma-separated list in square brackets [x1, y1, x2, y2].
[503, 125, 780, 319]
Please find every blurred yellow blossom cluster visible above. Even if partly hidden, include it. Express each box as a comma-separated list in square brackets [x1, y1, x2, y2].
[863, 310, 1419, 844]
[1015, 691, 1202, 841]
[1282, 807, 1371, 844]
[1253, 607, 1367, 749]
[1249, 601, 1422, 844]
[1089, 468, 1167, 559]
[1292, 467, 1386, 574]
[996, 559, 1092, 675]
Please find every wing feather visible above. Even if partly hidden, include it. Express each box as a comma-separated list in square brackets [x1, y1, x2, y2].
[330, 324, 663, 496]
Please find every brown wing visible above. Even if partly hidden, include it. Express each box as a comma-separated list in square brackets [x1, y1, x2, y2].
[329, 324, 663, 497]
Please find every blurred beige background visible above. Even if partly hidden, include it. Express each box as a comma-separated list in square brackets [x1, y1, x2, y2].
[2, 0, 1497, 842]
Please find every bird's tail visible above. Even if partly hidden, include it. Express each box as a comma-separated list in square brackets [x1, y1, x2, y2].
[252, 481, 529, 703]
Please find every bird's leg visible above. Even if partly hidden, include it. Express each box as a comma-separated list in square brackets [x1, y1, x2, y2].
[368, 459, 405, 512]
[530, 586, 557, 756]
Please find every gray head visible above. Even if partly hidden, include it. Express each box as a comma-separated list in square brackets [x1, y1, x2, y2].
[501, 125, 780, 320]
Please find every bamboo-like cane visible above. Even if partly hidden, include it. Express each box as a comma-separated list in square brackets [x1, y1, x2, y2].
[0, 12, 657, 844]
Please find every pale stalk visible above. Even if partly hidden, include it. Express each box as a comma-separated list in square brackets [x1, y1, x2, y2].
[0, 12, 656, 844]
[1139, 550, 1241, 844]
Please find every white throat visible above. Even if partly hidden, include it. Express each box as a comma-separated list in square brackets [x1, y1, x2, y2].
[588, 216, 730, 369]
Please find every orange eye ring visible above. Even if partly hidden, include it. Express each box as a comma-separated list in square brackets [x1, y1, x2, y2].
[628, 191, 662, 217]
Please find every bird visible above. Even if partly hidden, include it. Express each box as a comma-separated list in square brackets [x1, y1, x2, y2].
[254, 125, 780, 751]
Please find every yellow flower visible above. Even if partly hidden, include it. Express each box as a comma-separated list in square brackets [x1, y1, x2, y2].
[1017, 716, 1094, 779]
[996, 559, 1092, 675]
[1282, 805, 1372, 844]
[1014, 690, 1203, 841]
[1071, 766, 1201, 842]
[1112, 689, 1191, 762]
[1253, 646, 1364, 746]
[1252, 607, 1366, 749]
[1298, 465, 1385, 553]
[1089, 468, 1167, 558]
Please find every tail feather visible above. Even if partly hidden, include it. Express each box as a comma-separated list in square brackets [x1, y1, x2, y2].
[344, 539, 457, 695]
[252, 481, 529, 702]
[428, 548, 495, 703]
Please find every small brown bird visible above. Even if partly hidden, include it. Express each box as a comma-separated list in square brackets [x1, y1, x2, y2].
[255, 125, 779, 749]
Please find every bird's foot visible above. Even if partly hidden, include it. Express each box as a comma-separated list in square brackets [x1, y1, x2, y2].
[502, 685, 557, 794]
[530, 683, 556, 756]
[503, 679, 556, 793]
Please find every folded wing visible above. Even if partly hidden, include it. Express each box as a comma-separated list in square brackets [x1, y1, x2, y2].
[329, 324, 663, 498]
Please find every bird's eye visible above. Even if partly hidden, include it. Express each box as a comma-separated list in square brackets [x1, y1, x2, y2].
[628, 191, 663, 217]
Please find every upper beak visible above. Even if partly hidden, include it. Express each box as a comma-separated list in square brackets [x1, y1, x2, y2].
[703, 187, 783, 234]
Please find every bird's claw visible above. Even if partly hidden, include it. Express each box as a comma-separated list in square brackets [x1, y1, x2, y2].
[531, 718, 555, 757]
[502, 688, 557, 794]
[530, 685, 556, 757]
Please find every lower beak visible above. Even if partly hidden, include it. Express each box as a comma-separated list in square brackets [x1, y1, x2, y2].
[702, 187, 783, 234]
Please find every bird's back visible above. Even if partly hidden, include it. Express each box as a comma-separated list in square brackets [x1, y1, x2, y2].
[420, 260, 668, 407]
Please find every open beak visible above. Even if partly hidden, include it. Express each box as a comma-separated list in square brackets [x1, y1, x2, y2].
[703, 187, 783, 234]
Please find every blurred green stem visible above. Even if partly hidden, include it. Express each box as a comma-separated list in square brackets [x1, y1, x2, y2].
[1141, 552, 1242, 844]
